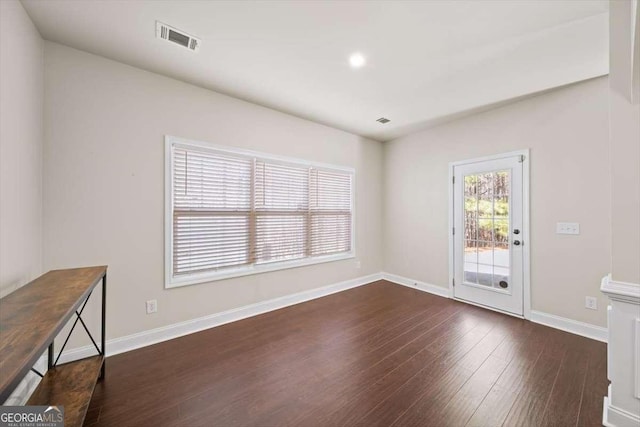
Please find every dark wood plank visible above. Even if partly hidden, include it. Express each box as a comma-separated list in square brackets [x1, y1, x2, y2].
[252, 304, 473, 427]
[301, 308, 498, 427]
[501, 327, 575, 427]
[376, 316, 517, 427]
[93, 281, 430, 424]
[539, 334, 592, 426]
[0, 266, 107, 401]
[83, 405, 100, 426]
[92, 282, 388, 403]
[28, 356, 104, 427]
[465, 323, 550, 427]
[352, 314, 506, 427]
[576, 340, 609, 427]
[423, 355, 509, 427]
[83, 281, 607, 427]
[176, 294, 464, 427]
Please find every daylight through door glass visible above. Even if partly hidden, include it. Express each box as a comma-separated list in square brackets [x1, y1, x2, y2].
[463, 170, 510, 290]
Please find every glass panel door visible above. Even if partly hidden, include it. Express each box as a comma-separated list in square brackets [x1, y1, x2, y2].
[452, 154, 525, 316]
[463, 170, 511, 292]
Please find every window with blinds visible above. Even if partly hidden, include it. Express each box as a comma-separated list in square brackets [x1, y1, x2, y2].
[166, 137, 354, 287]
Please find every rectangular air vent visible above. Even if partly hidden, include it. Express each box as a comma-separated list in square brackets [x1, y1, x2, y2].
[156, 21, 200, 52]
[376, 117, 390, 124]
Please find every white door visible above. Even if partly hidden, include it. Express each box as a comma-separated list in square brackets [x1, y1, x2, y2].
[452, 154, 526, 316]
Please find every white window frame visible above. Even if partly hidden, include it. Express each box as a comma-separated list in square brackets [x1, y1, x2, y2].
[165, 135, 356, 288]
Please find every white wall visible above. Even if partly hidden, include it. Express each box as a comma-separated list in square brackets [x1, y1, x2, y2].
[43, 42, 383, 344]
[0, 0, 43, 298]
[609, 0, 640, 285]
[383, 77, 611, 327]
[602, 4, 640, 422]
[0, 0, 44, 405]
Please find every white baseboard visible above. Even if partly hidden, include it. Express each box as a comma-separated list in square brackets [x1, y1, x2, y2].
[59, 273, 383, 363]
[381, 272, 451, 298]
[530, 310, 608, 342]
[603, 385, 640, 427]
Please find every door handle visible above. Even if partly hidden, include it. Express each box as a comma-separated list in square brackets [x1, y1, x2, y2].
[513, 240, 521, 246]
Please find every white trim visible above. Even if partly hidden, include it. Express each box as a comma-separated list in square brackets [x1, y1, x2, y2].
[635, 319, 640, 399]
[169, 253, 356, 288]
[603, 386, 640, 427]
[449, 149, 532, 167]
[58, 273, 382, 363]
[631, 0, 639, 104]
[608, 304, 613, 378]
[522, 151, 531, 319]
[601, 274, 640, 304]
[164, 135, 356, 289]
[164, 137, 173, 288]
[447, 163, 456, 298]
[530, 310, 608, 342]
[381, 272, 450, 298]
[448, 149, 531, 319]
[601, 274, 640, 424]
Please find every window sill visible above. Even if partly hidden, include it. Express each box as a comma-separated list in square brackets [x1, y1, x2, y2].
[166, 252, 356, 289]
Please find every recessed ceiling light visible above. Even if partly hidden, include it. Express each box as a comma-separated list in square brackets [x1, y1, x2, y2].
[349, 53, 366, 68]
[376, 117, 390, 124]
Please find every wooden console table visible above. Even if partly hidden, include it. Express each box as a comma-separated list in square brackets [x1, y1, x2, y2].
[0, 266, 107, 427]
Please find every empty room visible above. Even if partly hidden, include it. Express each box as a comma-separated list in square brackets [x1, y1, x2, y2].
[1, 1, 639, 426]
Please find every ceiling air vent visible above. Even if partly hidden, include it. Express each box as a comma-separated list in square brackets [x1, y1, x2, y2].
[156, 21, 201, 52]
[376, 117, 390, 124]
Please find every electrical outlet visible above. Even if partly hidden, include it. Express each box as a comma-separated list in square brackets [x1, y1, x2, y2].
[355, 261, 361, 269]
[146, 299, 157, 314]
[585, 296, 597, 310]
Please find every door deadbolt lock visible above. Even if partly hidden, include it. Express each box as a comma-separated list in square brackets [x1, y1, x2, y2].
[513, 229, 520, 234]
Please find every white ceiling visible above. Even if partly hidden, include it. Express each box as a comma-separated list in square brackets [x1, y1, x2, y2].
[22, 0, 609, 141]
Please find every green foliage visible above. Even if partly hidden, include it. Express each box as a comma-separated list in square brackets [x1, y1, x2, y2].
[464, 198, 509, 218]
[464, 171, 510, 244]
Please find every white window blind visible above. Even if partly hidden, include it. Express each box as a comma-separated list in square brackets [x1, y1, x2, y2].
[167, 138, 354, 286]
[254, 161, 308, 264]
[310, 169, 352, 256]
[172, 147, 252, 276]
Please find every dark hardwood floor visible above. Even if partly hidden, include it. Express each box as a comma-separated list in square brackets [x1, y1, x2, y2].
[84, 280, 607, 427]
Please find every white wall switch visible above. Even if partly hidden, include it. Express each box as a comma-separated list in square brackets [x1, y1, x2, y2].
[585, 296, 597, 310]
[556, 222, 580, 235]
[146, 299, 157, 314]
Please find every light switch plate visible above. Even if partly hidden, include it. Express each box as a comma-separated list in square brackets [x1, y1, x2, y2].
[556, 222, 580, 235]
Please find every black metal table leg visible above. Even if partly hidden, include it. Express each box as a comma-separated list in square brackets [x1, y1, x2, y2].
[100, 272, 106, 379]
[47, 343, 54, 370]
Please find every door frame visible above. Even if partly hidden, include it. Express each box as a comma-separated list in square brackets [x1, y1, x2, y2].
[448, 149, 531, 319]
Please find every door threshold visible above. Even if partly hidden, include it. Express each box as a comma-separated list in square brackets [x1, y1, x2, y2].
[453, 297, 525, 319]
